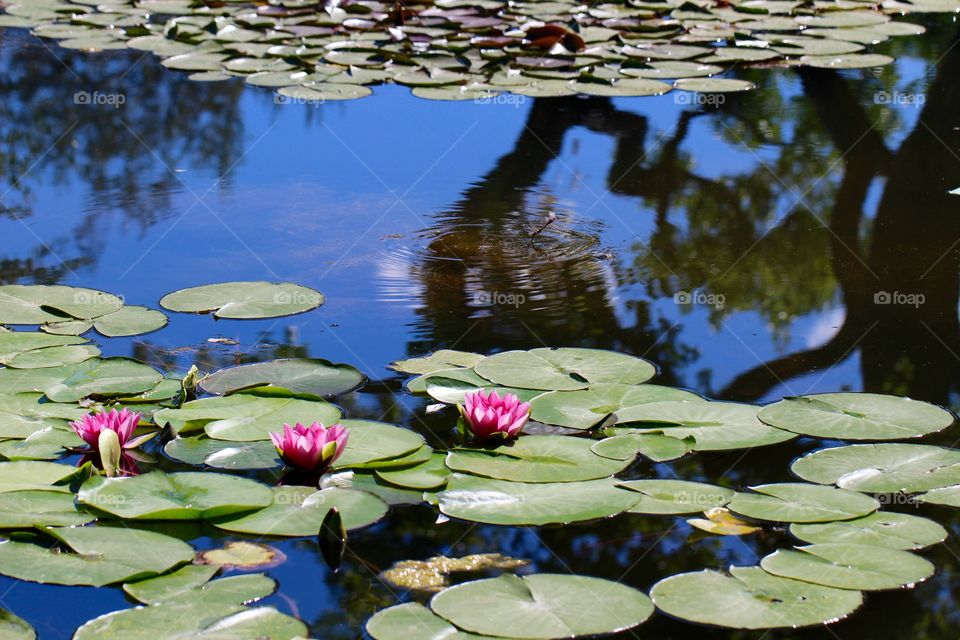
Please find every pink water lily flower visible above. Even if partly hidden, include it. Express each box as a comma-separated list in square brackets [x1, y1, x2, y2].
[70, 408, 145, 449]
[459, 389, 531, 441]
[269, 422, 349, 472]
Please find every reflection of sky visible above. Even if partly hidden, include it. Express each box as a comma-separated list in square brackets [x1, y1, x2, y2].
[2, 48, 936, 397]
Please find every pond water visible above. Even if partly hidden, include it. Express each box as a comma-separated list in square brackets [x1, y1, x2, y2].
[0, 9, 959, 639]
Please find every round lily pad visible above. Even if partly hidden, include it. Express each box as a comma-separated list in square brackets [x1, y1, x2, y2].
[0, 490, 94, 528]
[612, 401, 795, 450]
[790, 512, 947, 550]
[91, 306, 168, 337]
[799, 53, 893, 68]
[74, 602, 307, 639]
[164, 436, 281, 470]
[919, 484, 960, 507]
[437, 474, 640, 525]
[728, 483, 879, 523]
[77, 471, 274, 520]
[758, 393, 953, 440]
[376, 453, 450, 489]
[618, 479, 734, 514]
[332, 420, 427, 469]
[200, 358, 365, 399]
[153, 395, 341, 441]
[0, 285, 122, 324]
[760, 543, 935, 590]
[43, 357, 164, 402]
[123, 564, 220, 604]
[0, 332, 89, 365]
[673, 78, 755, 92]
[214, 486, 388, 536]
[0, 526, 194, 586]
[790, 443, 960, 493]
[160, 281, 324, 319]
[4, 344, 100, 369]
[530, 384, 702, 430]
[473, 348, 656, 391]
[590, 433, 692, 462]
[367, 603, 494, 640]
[445, 435, 630, 483]
[0, 460, 80, 493]
[430, 574, 653, 639]
[391, 350, 485, 375]
[650, 566, 863, 629]
[125, 569, 275, 607]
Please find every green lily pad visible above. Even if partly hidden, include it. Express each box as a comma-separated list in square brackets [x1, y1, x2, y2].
[153, 395, 341, 441]
[0, 285, 122, 324]
[799, 53, 893, 68]
[0, 393, 86, 420]
[406, 367, 490, 395]
[200, 358, 365, 399]
[367, 603, 494, 640]
[0, 332, 89, 365]
[474, 348, 656, 390]
[612, 401, 796, 450]
[445, 435, 630, 483]
[790, 444, 960, 493]
[0, 490, 93, 528]
[530, 384, 702, 430]
[437, 474, 640, 525]
[0, 461, 80, 493]
[214, 486, 388, 536]
[424, 376, 543, 405]
[728, 483, 879, 523]
[430, 574, 654, 639]
[91, 306, 168, 337]
[673, 78, 755, 92]
[376, 453, 450, 489]
[0, 526, 194, 586]
[391, 350, 486, 375]
[0, 413, 71, 439]
[331, 420, 427, 468]
[590, 433, 692, 462]
[650, 566, 863, 629]
[0, 365, 84, 394]
[123, 564, 220, 604]
[618, 479, 734, 514]
[125, 565, 276, 608]
[760, 543, 935, 590]
[4, 344, 100, 369]
[77, 471, 274, 519]
[43, 357, 164, 402]
[74, 602, 307, 639]
[919, 484, 960, 507]
[758, 393, 954, 440]
[160, 281, 324, 319]
[0, 610, 34, 640]
[789, 512, 947, 550]
[0, 427, 82, 460]
[41, 319, 93, 336]
[164, 436, 281, 470]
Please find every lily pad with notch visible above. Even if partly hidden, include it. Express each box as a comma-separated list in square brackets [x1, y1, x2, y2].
[200, 358, 365, 399]
[159, 281, 324, 319]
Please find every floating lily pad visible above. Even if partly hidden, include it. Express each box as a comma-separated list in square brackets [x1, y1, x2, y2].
[760, 543, 935, 590]
[618, 479, 734, 514]
[0, 526, 194, 586]
[445, 435, 630, 483]
[673, 78, 755, 92]
[0, 610, 34, 640]
[391, 350, 486, 375]
[799, 53, 893, 68]
[164, 436, 281, 470]
[919, 484, 960, 507]
[367, 603, 495, 640]
[424, 376, 543, 405]
[153, 395, 341, 441]
[123, 564, 220, 604]
[214, 486, 388, 536]
[43, 357, 164, 402]
[0, 285, 122, 324]
[0, 365, 84, 394]
[198, 542, 283, 570]
[790, 512, 947, 550]
[0, 332, 89, 365]
[650, 566, 863, 629]
[376, 453, 450, 489]
[530, 384, 702, 430]
[200, 358, 365, 399]
[160, 282, 324, 319]
[73, 602, 307, 639]
[590, 433, 692, 462]
[91, 306, 169, 337]
[0, 427, 82, 460]
[332, 420, 427, 469]
[758, 393, 953, 440]
[430, 574, 654, 639]
[474, 348, 656, 390]
[126, 569, 275, 607]
[612, 401, 795, 450]
[4, 344, 100, 369]
[406, 367, 491, 394]
[728, 483, 879, 523]
[77, 471, 274, 520]
[0, 461, 80, 493]
[0, 490, 93, 528]
[437, 474, 640, 525]
[790, 444, 960, 493]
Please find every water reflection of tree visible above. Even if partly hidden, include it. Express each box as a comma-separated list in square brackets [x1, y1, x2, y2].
[410, 20, 960, 406]
[0, 28, 244, 283]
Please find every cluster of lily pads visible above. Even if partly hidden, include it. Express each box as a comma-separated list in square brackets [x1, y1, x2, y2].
[0, 282, 958, 637]
[2, 0, 956, 101]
